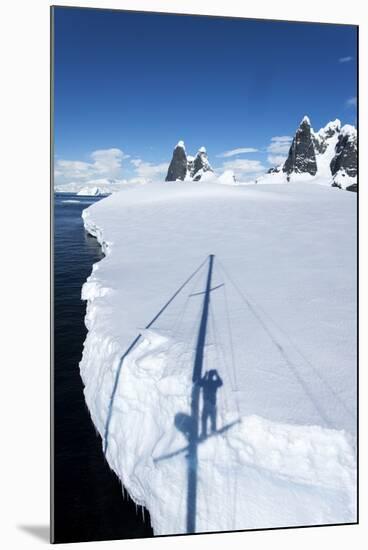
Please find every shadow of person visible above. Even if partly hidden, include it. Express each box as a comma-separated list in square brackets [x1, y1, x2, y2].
[199, 369, 223, 438]
[174, 412, 193, 441]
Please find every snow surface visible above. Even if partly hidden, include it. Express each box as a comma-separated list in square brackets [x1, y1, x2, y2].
[218, 170, 236, 185]
[333, 170, 357, 190]
[255, 170, 317, 186]
[314, 129, 340, 181]
[340, 124, 357, 139]
[80, 181, 357, 535]
[317, 119, 341, 139]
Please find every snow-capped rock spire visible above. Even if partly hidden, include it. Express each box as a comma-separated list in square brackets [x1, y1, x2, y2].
[283, 116, 317, 176]
[301, 115, 311, 126]
[165, 141, 215, 182]
[191, 146, 213, 181]
[330, 125, 357, 188]
[165, 140, 188, 181]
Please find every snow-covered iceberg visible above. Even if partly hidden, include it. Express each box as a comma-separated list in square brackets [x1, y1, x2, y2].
[77, 186, 107, 196]
[80, 181, 357, 535]
[55, 178, 132, 195]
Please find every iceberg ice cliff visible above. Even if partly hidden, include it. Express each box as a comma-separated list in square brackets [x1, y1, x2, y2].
[80, 181, 356, 535]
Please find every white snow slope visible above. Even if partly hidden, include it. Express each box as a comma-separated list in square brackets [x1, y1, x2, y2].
[80, 181, 357, 535]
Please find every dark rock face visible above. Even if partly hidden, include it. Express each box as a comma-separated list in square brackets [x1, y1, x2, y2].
[313, 134, 327, 155]
[165, 142, 214, 182]
[165, 142, 188, 181]
[331, 181, 342, 189]
[267, 166, 280, 174]
[192, 155, 203, 179]
[313, 122, 340, 155]
[187, 156, 194, 177]
[330, 131, 357, 178]
[283, 117, 317, 176]
[346, 183, 357, 192]
[191, 147, 213, 181]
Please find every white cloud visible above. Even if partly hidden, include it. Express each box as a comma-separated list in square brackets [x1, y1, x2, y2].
[221, 158, 266, 181]
[267, 136, 292, 155]
[339, 56, 353, 63]
[131, 158, 169, 181]
[130, 158, 143, 168]
[56, 159, 92, 180]
[267, 155, 286, 166]
[346, 96, 357, 107]
[217, 147, 259, 158]
[54, 147, 171, 187]
[55, 148, 130, 184]
[270, 136, 292, 142]
[90, 148, 129, 174]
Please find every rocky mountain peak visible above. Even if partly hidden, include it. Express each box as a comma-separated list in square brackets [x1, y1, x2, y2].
[165, 142, 214, 182]
[283, 116, 317, 176]
[340, 124, 357, 139]
[259, 116, 357, 191]
[312, 119, 341, 155]
[300, 115, 311, 127]
[330, 124, 357, 181]
[165, 140, 188, 181]
[191, 146, 213, 181]
[319, 119, 341, 138]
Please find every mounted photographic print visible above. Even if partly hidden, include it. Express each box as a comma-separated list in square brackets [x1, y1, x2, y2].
[51, 5, 358, 544]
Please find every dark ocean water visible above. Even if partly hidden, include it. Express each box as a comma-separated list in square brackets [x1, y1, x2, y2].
[53, 193, 153, 543]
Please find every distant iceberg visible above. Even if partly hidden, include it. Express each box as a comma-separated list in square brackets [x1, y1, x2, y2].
[77, 186, 106, 196]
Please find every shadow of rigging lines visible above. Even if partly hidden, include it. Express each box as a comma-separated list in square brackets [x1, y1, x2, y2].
[104, 253, 237, 535]
[103, 257, 208, 455]
[153, 419, 240, 463]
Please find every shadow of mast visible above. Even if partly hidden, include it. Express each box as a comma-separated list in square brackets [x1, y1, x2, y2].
[152, 255, 241, 533]
[186, 253, 214, 534]
[153, 419, 240, 463]
[103, 253, 236, 534]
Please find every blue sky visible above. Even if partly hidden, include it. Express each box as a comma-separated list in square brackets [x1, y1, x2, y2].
[53, 7, 357, 183]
